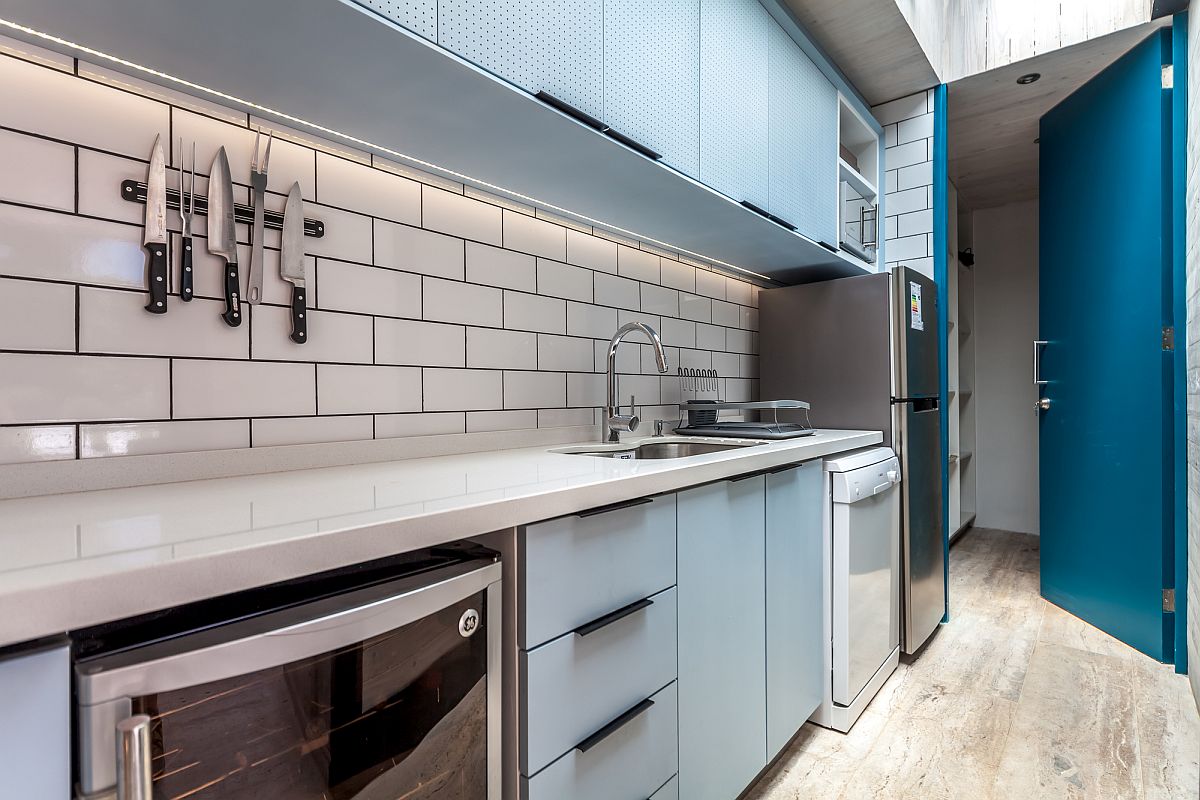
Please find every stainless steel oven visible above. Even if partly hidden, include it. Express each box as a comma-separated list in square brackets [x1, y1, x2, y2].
[72, 545, 501, 800]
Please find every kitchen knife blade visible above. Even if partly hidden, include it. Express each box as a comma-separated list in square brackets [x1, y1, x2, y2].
[143, 134, 168, 314]
[280, 182, 307, 344]
[207, 146, 241, 327]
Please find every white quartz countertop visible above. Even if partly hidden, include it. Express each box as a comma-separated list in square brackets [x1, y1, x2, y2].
[0, 429, 881, 647]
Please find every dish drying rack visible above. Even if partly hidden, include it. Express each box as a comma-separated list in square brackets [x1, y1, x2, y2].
[672, 369, 816, 440]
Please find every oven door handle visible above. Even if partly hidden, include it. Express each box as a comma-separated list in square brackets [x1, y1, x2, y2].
[78, 560, 501, 706]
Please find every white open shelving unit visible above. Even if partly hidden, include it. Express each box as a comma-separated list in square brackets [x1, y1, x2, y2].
[948, 185, 977, 540]
[836, 97, 880, 268]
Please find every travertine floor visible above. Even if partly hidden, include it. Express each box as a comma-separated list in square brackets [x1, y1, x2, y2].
[746, 528, 1200, 800]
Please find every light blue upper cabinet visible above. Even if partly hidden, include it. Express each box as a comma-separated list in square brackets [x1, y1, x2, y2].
[699, 0, 771, 209]
[765, 461, 825, 760]
[354, 0, 437, 40]
[603, 0, 701, 176]
[767, 20, 838, 246]
[677, 476, 767, 800]
[438, 0, 605, 120]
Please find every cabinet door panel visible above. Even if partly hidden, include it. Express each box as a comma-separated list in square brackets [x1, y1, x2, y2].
[438, 0, 604, 120]
[765, 460, 825, 759]
[677, 476, 766, 800]
[0, 644, 70, 798]
[604, 0, 700, 176]
[355, 0, 437, 40]
[699, 0, 770, 208]
[767, 21, 838, 245]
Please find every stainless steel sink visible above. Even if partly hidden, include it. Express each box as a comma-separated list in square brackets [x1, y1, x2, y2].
[564, 441, 763, 460]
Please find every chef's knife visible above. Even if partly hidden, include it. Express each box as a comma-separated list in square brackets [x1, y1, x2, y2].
[143, 134, 168, 314]
[207, 146, 241, 327]
[280, 182, 307, 344]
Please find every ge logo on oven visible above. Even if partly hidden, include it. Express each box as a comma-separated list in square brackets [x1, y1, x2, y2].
[459, 608, 480, 637]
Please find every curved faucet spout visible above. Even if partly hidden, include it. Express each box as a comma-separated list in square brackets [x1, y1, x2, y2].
[605, 322, 670, 442]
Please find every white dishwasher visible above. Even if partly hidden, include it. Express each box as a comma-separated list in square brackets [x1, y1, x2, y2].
[811, 447, 901, 733]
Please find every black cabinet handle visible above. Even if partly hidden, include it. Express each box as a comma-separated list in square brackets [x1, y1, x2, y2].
[575, 496, 653, 518]
[535, 91, 607, 131]
[604, 128, 662, 160]
[730, 470, 767, 483]
[575, 697, 655, 753]
[730, 462, 803, 483]
[573, 597, 654, 637]
[740, 200, 797, 231]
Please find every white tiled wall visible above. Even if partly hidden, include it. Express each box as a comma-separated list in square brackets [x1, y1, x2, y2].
[0, 43, 760, 464]
[873, 89, 936, 279]
[1186, 7, 1200, 712]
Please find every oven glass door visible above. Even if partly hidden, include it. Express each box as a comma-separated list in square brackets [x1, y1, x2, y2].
[130, 591, 487, 799]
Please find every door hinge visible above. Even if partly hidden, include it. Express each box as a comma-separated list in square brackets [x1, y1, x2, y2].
[1163, 64, 1175, 89]
[1163, 588, 1176, 613]
[1162, 326, 1175, 351]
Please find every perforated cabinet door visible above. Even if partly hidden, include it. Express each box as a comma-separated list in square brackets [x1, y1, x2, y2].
[353, 0, 437, 40]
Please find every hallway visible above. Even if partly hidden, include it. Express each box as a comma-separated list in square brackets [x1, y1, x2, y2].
[747, 528, 1200, 799]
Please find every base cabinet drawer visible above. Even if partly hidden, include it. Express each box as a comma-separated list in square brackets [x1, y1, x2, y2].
[521, 587, 677, 775]
[651, 775, 679, 799]
[520, 494, 676, 648]
[522, 682, 678, 800]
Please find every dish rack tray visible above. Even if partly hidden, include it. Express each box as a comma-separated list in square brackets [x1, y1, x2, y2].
[674, 400, 815, 440]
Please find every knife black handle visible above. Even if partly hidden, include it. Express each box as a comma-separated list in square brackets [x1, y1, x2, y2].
[290, 283, 307, 344]
[144, 241, 168, 314]
[221, 260, 242, 327]
[179, 235, 194, 302]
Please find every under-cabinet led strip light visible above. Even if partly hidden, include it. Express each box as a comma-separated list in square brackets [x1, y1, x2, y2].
[0, 17, 775, 283]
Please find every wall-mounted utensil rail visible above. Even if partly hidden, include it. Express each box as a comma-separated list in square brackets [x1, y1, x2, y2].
[121, 179, 325, 238]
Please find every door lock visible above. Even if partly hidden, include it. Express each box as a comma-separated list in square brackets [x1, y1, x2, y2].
[1035, 397, 1052, 414]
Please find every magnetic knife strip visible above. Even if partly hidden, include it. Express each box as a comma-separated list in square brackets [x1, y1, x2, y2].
[121, 179, 326, 238]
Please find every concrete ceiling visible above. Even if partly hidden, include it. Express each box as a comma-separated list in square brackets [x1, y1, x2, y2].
[948, 20, 1168, 212]
[780, 0, 940, 105]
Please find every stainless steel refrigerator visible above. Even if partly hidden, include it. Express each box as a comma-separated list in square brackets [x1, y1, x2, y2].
[759, 266, 944, 654]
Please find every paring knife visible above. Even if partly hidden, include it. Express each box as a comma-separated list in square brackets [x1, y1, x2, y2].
[207, 146, 241, 327]
[247, 129, 272, 305]
[143, 134, 168, 314]
[280, 182, 307, 343]
[176, 139, 195, 302]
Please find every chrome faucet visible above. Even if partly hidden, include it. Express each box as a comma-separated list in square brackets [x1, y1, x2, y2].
[605, 322, 669, 442]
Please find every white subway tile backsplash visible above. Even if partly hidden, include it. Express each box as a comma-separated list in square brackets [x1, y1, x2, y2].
[695, 268, 726, 300]
[505, 371, 566, 409]
[887, 233, 931, 262]
[0, 54, 759, 460]
[81, 419, 249, 458]
[0, 425, 76, 465]
[659, 259, 696, 292]
[873, 92, 929, 126]
[641, 284, 679, 317]
[679, 293, 712, 323]
[0, 54, 168, 159]
[316, 258, 421, 318]
[423, 368, 503, 411]
[0, 128, 74, 211]
[173, 360, 314, 419]
[466, 242, 536, 292]
[301, 203, 373, 264]
[374, 220, 464, 280]
[897, 161, 933, 192]
[536, 259, 593, 302]
[423, 187, 502, 244]
[884, 139, 928, 171]
[617, 245, 659, 283]
[898, 114, 935, 144]
[424, 277, 503, 327]
[376, 319, 465, 367]
[538, 334, 594, 372]
[566, 229, 617, 273]
[898, 209, 934, 238]
[593, 273, 641, 310]
[316, 152, 420, 223]
[887, 186, 931, 216]
[1, 353, 169, 423]
[615, 373, 660, 405]
[0, 204, 144, 289]
[467, 327, 537, 369]
[80, 288, 249, 359]
[0, 35, 74, 72]
[252, 305, 373, 364]
[566, 302, 618, 339]
[375, 411, 465, 438]
[467, 409, 537, 432]
[503, 210, 566, 260]
[0, 278, 75, 352]
[504, 291, 566, 334]
[252, 415, 373, 447]
[317, 365, 421, 414]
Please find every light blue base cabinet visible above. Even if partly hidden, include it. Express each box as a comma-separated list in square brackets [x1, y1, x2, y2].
[677, 475, 768, 800]
[765, 461, 825, 759]
[0, 642, 70, 798]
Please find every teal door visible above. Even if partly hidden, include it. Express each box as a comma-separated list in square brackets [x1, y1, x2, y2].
[1038, 29, 1176, 661]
